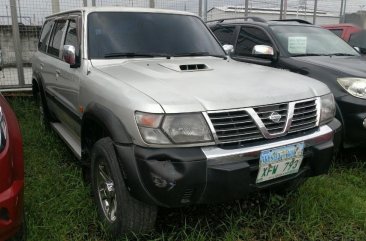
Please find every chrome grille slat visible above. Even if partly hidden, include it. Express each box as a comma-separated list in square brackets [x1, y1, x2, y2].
[212, 120, 254, 126]
[289, 99, 317, 133]
[218, 131, 262, 139]
[254, 103, 288, 135]
[215, 125, 258, 132]
[207, 98, 318, 146]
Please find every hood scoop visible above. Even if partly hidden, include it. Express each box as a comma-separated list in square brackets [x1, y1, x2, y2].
[159, 63, 212, 72]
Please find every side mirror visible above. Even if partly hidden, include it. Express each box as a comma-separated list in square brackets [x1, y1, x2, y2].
[252, 45, 275, 59]
[62, 45, 76, 67]
[354, 46, 361, 52]
[223, 44, 234, 55]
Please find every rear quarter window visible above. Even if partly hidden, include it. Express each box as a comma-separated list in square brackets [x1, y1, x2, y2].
[328, 29, 343, 38]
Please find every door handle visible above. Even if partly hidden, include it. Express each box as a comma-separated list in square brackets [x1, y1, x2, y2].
[40, 63, 44, 69]
[55, 69, 61, 77]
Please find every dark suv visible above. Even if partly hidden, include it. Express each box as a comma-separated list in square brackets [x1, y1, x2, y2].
[209, 18, 366, 147]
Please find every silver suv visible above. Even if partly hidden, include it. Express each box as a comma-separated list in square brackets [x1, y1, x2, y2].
[32, 7, 341, 237]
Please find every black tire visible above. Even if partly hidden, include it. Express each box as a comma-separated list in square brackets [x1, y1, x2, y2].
[34, 87, 52, 128]
[90, 137, 157, 238]
[10, 210, 26, 241]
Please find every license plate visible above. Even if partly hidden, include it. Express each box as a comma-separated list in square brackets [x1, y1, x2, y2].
[256, 142, 304, 184]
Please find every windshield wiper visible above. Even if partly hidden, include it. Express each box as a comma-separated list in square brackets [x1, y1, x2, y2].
[173, 52, 227, 59]
[328, 53, 358, 56]
[104, 52, 170, 58]
[292, 53, 328, 57]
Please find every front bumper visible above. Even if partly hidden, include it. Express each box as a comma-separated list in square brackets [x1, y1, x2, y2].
[115, 119, 341, 208]
[336, 95, 366, 146]
[0, 180, 24, 241]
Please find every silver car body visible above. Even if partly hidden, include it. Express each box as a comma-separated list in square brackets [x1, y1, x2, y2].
[32, 7, 331, 151]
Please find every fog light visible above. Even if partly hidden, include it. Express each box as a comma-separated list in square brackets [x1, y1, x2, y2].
[363, 118, 366, 128]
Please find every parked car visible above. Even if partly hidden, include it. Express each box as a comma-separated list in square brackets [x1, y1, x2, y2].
[347, 30, 366, 55]
[0, 94, 25, 240]
[322, 24, 366, 55]
[209, 18, 365, 147]
[32, 8, 341, 237]
[322, 23, 361, 41]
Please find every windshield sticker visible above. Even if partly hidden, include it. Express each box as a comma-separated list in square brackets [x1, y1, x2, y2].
[288, 37, 307, 54]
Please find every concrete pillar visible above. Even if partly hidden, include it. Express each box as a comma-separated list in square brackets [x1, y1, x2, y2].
[9, 0, 25, 86]
[245, 0, 249, 17]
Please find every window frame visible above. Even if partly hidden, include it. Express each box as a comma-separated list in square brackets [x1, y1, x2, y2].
[63, 16, 82, 63]
[233, 25, 275, 58]
[211, 24, 238, 46]
[46, 18, 68, 59]
[38, 20, 55, 53]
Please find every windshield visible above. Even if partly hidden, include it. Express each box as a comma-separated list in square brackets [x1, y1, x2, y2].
[87, 12, 225, 59]
[270, 25, 360, 57]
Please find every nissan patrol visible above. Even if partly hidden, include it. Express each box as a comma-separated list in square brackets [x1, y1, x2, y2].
[32, 8, 341, 237]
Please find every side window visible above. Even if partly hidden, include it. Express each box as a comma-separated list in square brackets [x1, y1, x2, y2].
[212, 26, 236, 45]
[329, 29, 343, 38]
[38, 20, 54, 53]
[47, 20, 67, 58]
[235, 27, 273, 57]
[64, 19, 80, 58]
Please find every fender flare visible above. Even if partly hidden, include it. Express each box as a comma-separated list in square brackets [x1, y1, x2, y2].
[81, 102, 133, 147]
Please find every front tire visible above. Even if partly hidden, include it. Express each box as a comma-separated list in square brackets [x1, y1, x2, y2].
[34, 86, 54, 128]
[90, 137, 157, 238]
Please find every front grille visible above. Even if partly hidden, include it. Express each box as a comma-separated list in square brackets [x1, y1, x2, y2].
[207, 98, 319, 146]
[208, 110, 262, 144]
[289, 99, 318, 133]
[254, 103, 288, 134]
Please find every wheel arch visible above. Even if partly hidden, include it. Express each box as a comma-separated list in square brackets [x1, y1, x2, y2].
[81, 102, 133, 159]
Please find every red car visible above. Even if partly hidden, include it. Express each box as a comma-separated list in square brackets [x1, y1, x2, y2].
[322, 23, 361, 41]
[0, 94, 24, 240]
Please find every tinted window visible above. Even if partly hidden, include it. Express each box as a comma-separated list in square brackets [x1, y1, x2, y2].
[349, 31, 366, 54]
[47, 20, 67, 57]
[38, 20, 54, 52]
[64, 19, 80, 58]
[329, 29, 343, 38]
[87, 12, 225, 59]
[212, 26, 236, 45]
[235, 27, 272, 56]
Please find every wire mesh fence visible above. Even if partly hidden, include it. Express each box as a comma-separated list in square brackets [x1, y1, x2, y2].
[0, 0, 364, 89]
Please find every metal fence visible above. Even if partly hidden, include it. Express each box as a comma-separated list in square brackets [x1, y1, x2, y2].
[0, 0, 363, 89]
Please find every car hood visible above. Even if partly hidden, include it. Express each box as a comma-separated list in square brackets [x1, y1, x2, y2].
[91, 57, 330, 113]
[292, 56, 366, 77]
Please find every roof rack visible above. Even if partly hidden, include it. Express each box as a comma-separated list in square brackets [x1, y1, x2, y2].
[271, 19, 312, 24]
[206, 17, 267, 24]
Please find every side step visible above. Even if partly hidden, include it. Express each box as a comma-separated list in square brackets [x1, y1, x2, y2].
[50, 122, 81, 160]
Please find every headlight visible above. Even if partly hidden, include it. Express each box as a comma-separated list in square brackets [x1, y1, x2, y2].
[319, 94, 336, 125]
[135, 112, 213, 145]
[0, 107, 7, 152]
[337, 78, 366, 99]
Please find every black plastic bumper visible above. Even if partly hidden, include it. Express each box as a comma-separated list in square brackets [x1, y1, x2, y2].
[336, 95, 366, 146]
[114, 119, 342, 208]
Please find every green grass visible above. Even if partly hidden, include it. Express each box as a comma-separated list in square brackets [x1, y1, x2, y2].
[8, 97, 366, 241]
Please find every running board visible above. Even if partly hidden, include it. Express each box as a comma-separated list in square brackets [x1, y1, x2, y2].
[50, 122, 81, 160]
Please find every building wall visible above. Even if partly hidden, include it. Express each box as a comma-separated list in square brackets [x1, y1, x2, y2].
[0, 25, 41, 67]
[345, 12, 366, 28]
